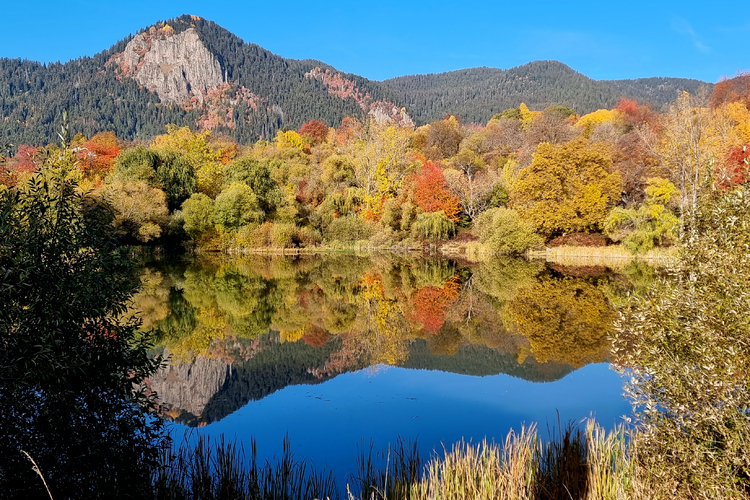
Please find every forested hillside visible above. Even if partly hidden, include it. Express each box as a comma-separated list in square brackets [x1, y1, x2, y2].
[0, 15, 402, 145]
[0, 15, 711, 145]
[383, 61, 709, 124]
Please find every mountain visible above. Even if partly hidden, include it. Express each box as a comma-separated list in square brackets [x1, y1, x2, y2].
[0, 15, 711, 145]
[0, 15, 409, 145]
[382, 61, 710, 125]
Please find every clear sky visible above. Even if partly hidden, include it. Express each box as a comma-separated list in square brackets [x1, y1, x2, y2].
[1, 1, 747, 83]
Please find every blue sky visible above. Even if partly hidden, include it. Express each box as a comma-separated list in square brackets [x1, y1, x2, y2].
[1, 1, 747, 82]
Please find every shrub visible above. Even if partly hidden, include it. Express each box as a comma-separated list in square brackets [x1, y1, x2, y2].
[270, 222, 297, 248]
[181, 193, 215, 238]
[325, 215, 373, 242]
[473, 207, 543, 255]
[411, 211, 455, 241]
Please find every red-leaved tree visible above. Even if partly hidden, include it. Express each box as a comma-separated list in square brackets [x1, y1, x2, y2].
[299, 119, 328, 145]
[78, 132, 120, 176]
[716, 145, 750, 190]
[411, 161, 461, 222]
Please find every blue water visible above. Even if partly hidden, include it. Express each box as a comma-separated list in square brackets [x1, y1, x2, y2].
[169, 362, 628, 488]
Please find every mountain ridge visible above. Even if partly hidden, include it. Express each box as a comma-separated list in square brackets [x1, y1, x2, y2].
[0, 15, 712, 145]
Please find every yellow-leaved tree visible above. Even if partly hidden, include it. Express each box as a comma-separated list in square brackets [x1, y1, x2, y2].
[510, 138, 621, 236]
[152, 125, 225, 198]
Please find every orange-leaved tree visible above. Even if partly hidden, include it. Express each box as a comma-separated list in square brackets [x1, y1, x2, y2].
[411, 161, 461, 222]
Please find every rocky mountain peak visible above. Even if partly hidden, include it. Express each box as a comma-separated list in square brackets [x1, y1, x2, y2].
[108, 26, 224, 105]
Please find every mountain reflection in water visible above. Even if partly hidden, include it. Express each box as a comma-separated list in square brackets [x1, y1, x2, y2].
[135, 254, 634, 427]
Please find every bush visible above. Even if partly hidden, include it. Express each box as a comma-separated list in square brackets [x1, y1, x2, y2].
[325, 214, 373, 242]
[181, 193, 215, 238]
[411, 211, 455, 241]
[0, 161, 165, 498]
[213, 182, 263, 232]
[270, 222, 297, 248]
[473, 207, 542, 255]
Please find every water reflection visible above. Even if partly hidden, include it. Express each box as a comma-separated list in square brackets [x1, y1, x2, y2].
[135, 254, 634, 426]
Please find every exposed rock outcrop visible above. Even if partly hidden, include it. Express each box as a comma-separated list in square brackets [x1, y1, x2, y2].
[109, 26, 224, 105]
[305, 67, 414, 127]
[149, 348, 230, 419]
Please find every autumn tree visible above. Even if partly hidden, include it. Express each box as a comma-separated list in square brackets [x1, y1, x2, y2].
[641, 91, 726, 223]
[604, 177, 680, 253]
[715, 145, 750, 190]
[411, 161, 461, 222]
[444, 147, 499, 221]
[510, 138, 621, 236]
[77, 131, 120, 177]
[425, 115, 464, 160]
[344, 121, 415, 215]
[152, 125, 225, 198]
[99, 180, 169, 243]
[299, 119, 329, 145]
[527, 106, 580, 146]
[112, 146, 195, 211]
[709, 72, 750, 110]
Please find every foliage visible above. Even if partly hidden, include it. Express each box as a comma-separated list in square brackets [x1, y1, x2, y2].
[411, 161, 461, 222]
[0, 157, 165, 498]
[213, 182, 263, 232]
[576, 109, 619, 138]
[613, 185, 750, 498]
[325, 214, 373, 242]
[223, 156, 281, 216]
[473, 207, 543, 255]
[506, 277, 613, 368]
[411, 211, 455, 241]
[511, 138, 621, 236]
[112, 145, 196, 211]
[77, 131, 120, 176]
[100, 179, 169, 242]
[604, 178, 679, 253]
[299, 119, 329, 145]
[181, 192, 215, 238]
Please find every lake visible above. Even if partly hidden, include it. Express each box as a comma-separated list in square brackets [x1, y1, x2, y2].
[136, 253, 637, 486]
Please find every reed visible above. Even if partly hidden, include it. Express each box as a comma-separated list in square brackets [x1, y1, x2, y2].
[154, 421, 635, 500]
[153, 434, 338, 500]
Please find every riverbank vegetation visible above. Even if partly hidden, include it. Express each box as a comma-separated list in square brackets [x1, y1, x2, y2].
[3, 78, 750, 498]
[3, 78, 749, 260]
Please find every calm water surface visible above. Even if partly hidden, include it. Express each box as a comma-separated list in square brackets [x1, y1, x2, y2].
[136, 254, 639, 484]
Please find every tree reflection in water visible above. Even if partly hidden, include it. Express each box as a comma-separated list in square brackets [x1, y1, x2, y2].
[133, 254, 631, 425]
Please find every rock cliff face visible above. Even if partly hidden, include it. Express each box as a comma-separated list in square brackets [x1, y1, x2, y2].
[110, 27, 224, 105]
[149, 349, 230, 419]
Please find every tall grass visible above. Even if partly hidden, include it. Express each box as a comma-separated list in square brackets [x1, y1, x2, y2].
[153, 434, 338, 500]
[154, 421, 634, 500]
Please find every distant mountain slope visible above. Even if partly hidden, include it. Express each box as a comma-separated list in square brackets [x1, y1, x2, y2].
[0, 15, 407, 145]
[382, 61, 711, 124]
[0, 16, 712, 145]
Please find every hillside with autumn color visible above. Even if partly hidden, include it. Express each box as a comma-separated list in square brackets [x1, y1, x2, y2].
[0, 14, 712, 146]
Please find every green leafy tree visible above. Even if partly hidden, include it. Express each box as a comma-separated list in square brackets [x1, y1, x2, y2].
[604, 177, 679, 253]
[0, 155, 165, 498]
[213, 182, 264, 232]
[182, 193, 215, 238]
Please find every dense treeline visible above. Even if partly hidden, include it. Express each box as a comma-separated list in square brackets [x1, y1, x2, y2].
[3, 78, 748, 258]
[382, 61, 709, 124]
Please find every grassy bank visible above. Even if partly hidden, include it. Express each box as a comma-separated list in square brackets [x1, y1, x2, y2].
[528, 245, 676, 268]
